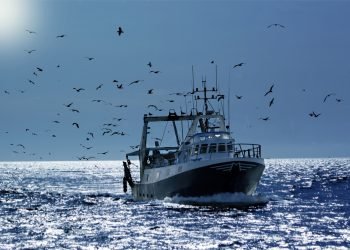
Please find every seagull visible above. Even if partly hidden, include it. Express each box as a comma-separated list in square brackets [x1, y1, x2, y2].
[80, 144, 92, 150]
[56, 34, 66, 38]
[147, 89, 154, 94]
[64, 102, 73, 108]
[70, 109, 80, 113]
[102, 130, 112, 136]
[264, 84, 274, 96]
[233, 62, 244, 68]
[25, 29, 36, 34]
[72, 122, 80, 128]
[269, 98, 274, 107]
[309, 111, 321, 118]
[147, 62, 152, 68]
[259, 117, 270, 121]
[25, 49, 36, 54]
[73, 87, 85, 92]
[97, 151, 109, 155]
[267, 23, 285, 28]
[92, 99, 104, 103]
[128, 80, 144, 86]
[148, 104, 162, 111]
[96, 84, 103, 90]
[117, 26, 124, 36]
[323, 93, 335, 103]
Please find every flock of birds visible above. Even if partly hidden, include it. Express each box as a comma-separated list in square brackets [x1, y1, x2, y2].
[1, 23, 346, 161]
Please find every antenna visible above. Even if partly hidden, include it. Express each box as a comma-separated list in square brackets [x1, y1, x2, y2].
[191, 66, 195, 111]
[215, 64, 218, 91]
[228, 65, 231, 132]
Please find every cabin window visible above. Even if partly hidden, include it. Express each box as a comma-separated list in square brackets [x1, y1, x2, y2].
[218, 143, 226, 152]
[227, 143, 233, 152]
[208, 143, 217, 153]
[200, 144, 208, 154]
[192, 144, 199, 155]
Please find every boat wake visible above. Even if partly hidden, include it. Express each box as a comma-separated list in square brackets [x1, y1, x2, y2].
[164, 192, 269, 208]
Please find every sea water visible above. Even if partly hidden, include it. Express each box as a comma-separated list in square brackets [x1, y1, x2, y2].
[0, 158, 349, 249]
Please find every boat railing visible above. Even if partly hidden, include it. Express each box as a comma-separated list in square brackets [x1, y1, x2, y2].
[233, 143, 261, 158]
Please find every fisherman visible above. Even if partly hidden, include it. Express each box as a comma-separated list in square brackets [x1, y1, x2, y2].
[123, 161, 134, 192]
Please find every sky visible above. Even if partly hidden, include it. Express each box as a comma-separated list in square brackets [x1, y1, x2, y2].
[0, 0, 349, 161]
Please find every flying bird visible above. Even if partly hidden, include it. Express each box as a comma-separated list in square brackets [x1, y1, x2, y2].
[25, 29, 36, 34]
[269, 98, 275, 107]
[147, 89, 154, 94]
[28, 79, 35, 85]
[70, 109, 80, 113]
[56, 34, 66, 38]
[150, 70, 160, 74]
[73, 87, 85, 92]
[309, 111, 321, 118]
[92, 99, 104, 103]
[147, 62, 152, 68]
[267, 23, 285, 28]
[86, 57, 95, 61]
[264, 84, 274, 96]
[72, 122, 80, 128]
[336, 98, 343, 103]
[217, 95, 224, 101]
[128, 80, 144, 85]
[98, 151, 109, 155]
[117, 26, 124, 36]
[235, 95, 243, 100]
[25, 49, 36, 54]
[80, 144, 92, 150]
[64, 102, 73, 108]
[96, 84, 103, 90]
[36, 67, 43, 72]
[259, 117, 270, 121]
[323, 93, 335, 103]
[116, 84, 123, 89]
[4, 90, 10, 95]
[148, 104, 162, 111]
[233, 62, 244, 68]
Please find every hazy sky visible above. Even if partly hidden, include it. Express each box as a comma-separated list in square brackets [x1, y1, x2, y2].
[1, 0, 349, 161]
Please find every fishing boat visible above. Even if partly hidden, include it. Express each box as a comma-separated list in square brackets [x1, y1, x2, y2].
[123, 79, 265, 200]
